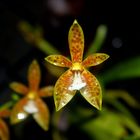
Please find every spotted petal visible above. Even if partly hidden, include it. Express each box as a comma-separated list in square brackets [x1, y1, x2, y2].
[38, 86, 54, 97]
[80, 69, 102, 110]
[10, 97, 29, 124]
[0, 119, 9, 140]
[68, 20, 84, 63]
[54, 70, 76, 111]
[82, 53, 109, 68]
[28, 60, 41, 91]
[10, 82, 28, 95]
[33, 98, 50, 131]
[45, 55, 72, 68]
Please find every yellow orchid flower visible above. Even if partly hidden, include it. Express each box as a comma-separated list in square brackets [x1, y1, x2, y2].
[45, 20, 109, 111]
[0, 110, 10, 140]
[10, 60, 53, 131]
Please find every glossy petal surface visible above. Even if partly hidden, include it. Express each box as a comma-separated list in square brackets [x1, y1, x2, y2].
[39, 86, 54, 97]
[10, 97, 29, 124]
[10, 82, 28, 95]
[45, 20, 109, 111]
[0, 119, 9, 140]
[54, 70, 76, 111]
[80, 69, 102, 110]
[68, 20, 84, 63]
[45, 55, 72, 68]
[82, 53, 109, 67]
[28, 60, 40, 91]
[33, 98, 50, 131]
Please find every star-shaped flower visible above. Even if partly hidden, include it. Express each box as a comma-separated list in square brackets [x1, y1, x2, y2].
[0, 110, 10, 140]
[45, 20, 109, 111]
[10, 60, 53, 130]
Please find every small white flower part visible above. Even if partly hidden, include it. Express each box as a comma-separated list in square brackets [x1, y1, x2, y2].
[61, 102, 66, 106]
[68, 72, 86, 91]
[24, 100, 38, 113]
[17, 112, 27, 120]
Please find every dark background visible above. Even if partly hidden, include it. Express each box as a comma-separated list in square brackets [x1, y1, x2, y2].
[0, 0, 140, 140]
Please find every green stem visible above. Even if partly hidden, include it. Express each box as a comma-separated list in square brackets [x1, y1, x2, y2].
[36, 39, 60, 55]
[122, 115, 140, 136]
[0, 93, 20, 111]
[18, 21, 61, 55]
[85, 25, 107, 56]
[105, 90, 140, 108]
[0, 101, 13, 111]
[107, 99, 135, 120]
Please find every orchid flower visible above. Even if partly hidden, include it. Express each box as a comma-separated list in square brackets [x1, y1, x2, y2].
[10, 60, 53, 130]
[0, 110, 10, 140]
[45, 20, 109, 111]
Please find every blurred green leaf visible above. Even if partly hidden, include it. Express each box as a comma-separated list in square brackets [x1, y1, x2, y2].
[82, 109, 140, 140]
[85, 25, 107, 56]
[100, 56, 140, 84]
[18, 21, 60, 55]
[0, 101, 13, 111]
[68, 106, 95, 125]
[122, 116, 140, 137]
[105, 98, 135, 120]
[123, 135, 140, 140]
[105, 90, 140, 108]
[0, 93, 20, 111]
[82, 109, 127, 140]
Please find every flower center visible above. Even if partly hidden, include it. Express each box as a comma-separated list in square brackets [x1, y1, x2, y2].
[71, 62, 83, 71]
[27, 91, 37, 99]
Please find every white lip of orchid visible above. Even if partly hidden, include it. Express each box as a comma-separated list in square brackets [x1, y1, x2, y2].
[68, 72, 86, 91]
[23, 100, 38, 113]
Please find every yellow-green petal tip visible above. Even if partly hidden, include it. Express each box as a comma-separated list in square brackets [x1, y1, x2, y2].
[73, 19, 78, 24]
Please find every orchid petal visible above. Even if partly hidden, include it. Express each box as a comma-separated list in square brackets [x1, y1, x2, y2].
[45, 55, 72, 68]
[80, 69, 102, 110]
[0, 119, 9, 140]
[68, 20, 84, 63]
[82, 53, 109, 68]
[28, 60, 41, 91]
[33, 98, 50, 131]
[0, 110, 10, 118]
[10, 82, 28, 95]
[54, 70, 76, 111]
[38, 86, 54, 97]
[10, 97, 29, 124]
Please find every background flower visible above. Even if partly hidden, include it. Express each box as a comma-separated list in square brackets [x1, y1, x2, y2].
[10, 60, 53, 131]
[0, 110, 10, 140]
